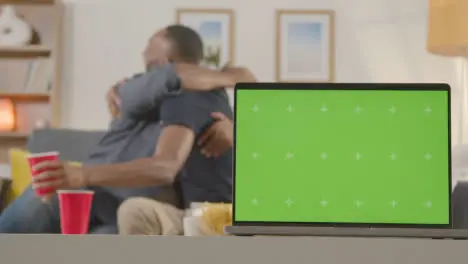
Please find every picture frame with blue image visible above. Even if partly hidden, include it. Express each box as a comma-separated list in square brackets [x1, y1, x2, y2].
[276, 10, 335, 83]
[176, 8, 235, 70]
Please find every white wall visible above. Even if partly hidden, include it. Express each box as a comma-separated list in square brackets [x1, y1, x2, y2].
[60, 0, 461, 142]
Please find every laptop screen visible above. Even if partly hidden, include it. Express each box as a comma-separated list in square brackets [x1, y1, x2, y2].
[233, 84, 451, 226]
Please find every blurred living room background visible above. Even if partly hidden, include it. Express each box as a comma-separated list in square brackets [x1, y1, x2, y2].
[0, 0, 467, 208]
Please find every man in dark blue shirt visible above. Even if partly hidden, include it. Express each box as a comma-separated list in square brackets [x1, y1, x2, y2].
[0, 25, 250, 234]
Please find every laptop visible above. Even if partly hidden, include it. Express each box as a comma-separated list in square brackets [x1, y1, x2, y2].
[225, 82, 468, 239]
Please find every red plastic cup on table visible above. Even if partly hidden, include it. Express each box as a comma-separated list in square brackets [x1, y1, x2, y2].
[58, 190, 94, 234]
[27, 151, 60, 196]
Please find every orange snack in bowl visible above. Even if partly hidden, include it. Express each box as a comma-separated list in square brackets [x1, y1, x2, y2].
[199, 203, 232, 236]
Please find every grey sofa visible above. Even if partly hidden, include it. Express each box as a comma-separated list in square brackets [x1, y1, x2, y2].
[0, 129, 106, 212]
[27, 128, 106, 163]
[26, 128, 468, 229]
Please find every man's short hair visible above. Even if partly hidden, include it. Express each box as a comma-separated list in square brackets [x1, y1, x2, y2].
[165, 25, 204, 64]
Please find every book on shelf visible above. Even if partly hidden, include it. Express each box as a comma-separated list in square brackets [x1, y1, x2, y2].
[23, 58, 53, 93]
[0, 59, 30, 94]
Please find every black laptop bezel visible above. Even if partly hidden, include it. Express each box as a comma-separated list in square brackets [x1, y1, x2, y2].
[232, 82, 452, 229]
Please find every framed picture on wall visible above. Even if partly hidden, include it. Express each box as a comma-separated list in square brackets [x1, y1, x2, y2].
[176, 9, 235, 69]
[276, 10, 335, 82]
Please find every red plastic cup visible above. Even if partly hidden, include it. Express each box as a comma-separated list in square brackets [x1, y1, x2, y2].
[27, 151, 59, 196]
[58, 190, 94, 234]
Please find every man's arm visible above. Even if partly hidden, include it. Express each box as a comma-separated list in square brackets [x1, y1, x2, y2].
[31, 125, 195, 190]
[85, 91, 220, 187]
[107, 63, 254, 118]
[173, 63, 233, 90]
[31, 91, 221, 192]
[83, 125, 194, 187]
[174, 63, 256, 91]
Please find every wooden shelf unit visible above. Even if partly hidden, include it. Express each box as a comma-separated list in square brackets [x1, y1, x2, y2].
[0, 45, 51, 59]
[0, 132, 29, 138]
[0, 1, 64, 162]
[0, 93, 50, 102]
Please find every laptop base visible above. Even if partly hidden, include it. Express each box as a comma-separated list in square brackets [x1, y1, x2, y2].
[225, 225, 468, 239]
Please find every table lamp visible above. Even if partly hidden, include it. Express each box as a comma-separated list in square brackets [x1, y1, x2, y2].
[427, 0, 468, 144]
[0, 98, 15, 132]
[427, 0, 468, 56]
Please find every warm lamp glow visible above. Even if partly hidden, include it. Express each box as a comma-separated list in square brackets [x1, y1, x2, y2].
[0, 99, 15, 131]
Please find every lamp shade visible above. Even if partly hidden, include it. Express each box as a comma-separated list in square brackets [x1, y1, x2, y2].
[427, 0, 468, 57]
[0, 99, 15, 131]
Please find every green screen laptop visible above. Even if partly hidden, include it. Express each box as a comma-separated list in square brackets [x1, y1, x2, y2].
[225, 83, 468, 238]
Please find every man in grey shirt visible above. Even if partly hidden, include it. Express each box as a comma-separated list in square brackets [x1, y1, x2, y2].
[0, 25, 253, 234]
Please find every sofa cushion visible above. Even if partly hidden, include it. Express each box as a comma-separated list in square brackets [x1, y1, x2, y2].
[27, 128, 106, 163]
[7, 149, 30, 204]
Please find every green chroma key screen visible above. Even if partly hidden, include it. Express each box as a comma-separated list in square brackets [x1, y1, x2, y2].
[234, 86, 451, 226]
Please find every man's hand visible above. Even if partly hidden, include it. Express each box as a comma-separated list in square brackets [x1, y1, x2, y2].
[107, 79, 126, 119]
[198, 112, 233, 158]
[31, 161, 87, 201]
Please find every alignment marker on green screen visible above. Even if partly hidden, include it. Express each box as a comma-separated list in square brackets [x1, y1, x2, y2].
[234, 89, 450, 225]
